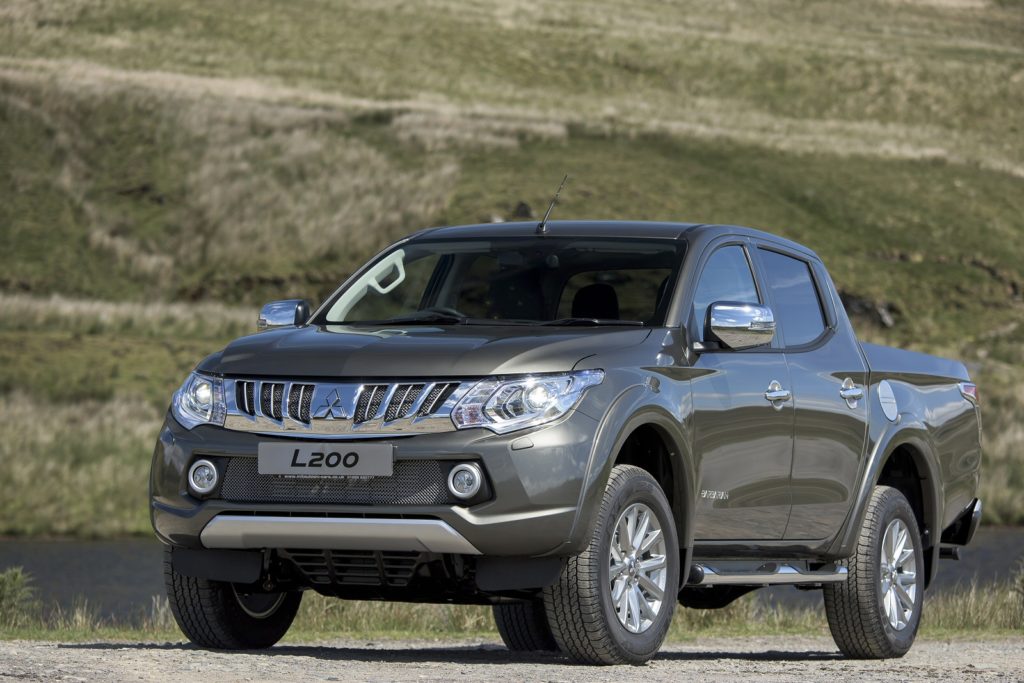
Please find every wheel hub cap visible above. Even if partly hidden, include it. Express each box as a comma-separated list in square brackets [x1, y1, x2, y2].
[608, 502, 669, 634]
[879, 518, 918, 631]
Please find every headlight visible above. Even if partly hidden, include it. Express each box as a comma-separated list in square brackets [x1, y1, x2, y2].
[172, 372, 226, 429]
[452, 370, 604, 434]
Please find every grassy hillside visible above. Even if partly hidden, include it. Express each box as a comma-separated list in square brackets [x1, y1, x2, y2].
[1, 0, 1022, 535]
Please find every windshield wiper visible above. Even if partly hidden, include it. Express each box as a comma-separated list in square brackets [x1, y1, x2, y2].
[540, 318, 645, 327]
[353, 312, 468, 326]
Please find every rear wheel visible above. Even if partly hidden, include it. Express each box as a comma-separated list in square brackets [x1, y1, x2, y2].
[543, 465, 679, 665]
[493, 600, 558, 652]
[163, 547, 302, 649]
[824, 485, 924, 658]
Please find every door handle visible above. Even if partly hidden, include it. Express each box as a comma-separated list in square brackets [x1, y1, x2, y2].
[764, 380, 792, 405]
[839, 378, 863, 405]
[839, 387, 864, 401]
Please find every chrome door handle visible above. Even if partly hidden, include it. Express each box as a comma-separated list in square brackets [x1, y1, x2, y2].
[764, 380, 792, 404]
[839, 377, 864, 405]
[839, 387, 864, 401]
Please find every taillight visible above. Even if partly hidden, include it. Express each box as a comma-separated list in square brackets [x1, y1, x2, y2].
[959, 382, 979, 404]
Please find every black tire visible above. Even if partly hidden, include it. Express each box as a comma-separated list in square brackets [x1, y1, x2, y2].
[493, 600, 559, 652]
[824, 485, 924, 658]
[543, 465, 680, 665]
[163, 547, 302, 649]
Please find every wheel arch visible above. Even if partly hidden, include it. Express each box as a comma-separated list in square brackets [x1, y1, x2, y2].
[568, 391, 696, 573]
[829, 425, 944, 587]
[611, 418, 694, 552]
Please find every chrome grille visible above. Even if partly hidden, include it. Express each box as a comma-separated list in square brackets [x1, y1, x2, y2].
[286, 384, 315, 422]
[279, 549, 421, 587]
[356, 385, 388, 423]
[259, 383, 284, 419]
[384, 384, 425, 422]
[219, 457, 456, 505]
[418, 382, 458, 416]
[222, 378, 471, 437]
[237, 381, 256, 415]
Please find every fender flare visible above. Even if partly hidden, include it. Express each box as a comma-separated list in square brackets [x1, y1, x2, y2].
[828, 420, 944, 585]
[566, 383, 696, 568]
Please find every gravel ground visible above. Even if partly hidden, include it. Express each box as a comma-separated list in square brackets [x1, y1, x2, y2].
[1, 636, 1022, 682]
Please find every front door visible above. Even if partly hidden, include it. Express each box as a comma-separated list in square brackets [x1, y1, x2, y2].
[688, 242, 794, 540]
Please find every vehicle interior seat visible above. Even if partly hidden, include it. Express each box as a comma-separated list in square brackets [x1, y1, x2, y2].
[572, 283, 620, 320]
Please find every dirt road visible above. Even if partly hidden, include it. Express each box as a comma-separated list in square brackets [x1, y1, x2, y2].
[1, 636, 1021, 682]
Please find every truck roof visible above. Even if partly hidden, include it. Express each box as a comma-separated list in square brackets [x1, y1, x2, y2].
[411, 220, 819, 260]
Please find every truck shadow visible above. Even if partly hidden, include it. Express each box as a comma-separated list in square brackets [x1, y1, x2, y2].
[58, 642, 843, 664]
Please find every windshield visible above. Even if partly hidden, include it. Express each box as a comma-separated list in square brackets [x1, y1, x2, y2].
[320, 237, 685, 326]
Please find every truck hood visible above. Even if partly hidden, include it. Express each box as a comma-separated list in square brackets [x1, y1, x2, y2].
[198, 324, 652, 378]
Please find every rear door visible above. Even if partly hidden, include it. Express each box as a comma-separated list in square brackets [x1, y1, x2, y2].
[688, 240, 794, 540]
[753, 245, 869, 541]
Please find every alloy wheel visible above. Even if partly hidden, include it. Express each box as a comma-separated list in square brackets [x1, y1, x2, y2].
[879, 518, 918, 630]
[608, 502, 669, 633]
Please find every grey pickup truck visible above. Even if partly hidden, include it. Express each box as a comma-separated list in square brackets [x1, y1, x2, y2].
[151, 221, 982, 665]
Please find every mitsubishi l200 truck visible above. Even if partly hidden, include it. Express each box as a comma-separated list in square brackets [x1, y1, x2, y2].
[151, 221, 982, 664]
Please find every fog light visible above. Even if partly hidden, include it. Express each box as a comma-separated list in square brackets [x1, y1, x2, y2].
[188, 459, 219, 495]
[447, 463, 482, 500]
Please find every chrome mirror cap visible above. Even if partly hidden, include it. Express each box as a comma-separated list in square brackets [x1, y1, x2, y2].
[257, 299, 311, 332]
[708, 302, 775, 350]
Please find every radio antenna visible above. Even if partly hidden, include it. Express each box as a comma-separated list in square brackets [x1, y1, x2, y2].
[537, 174, 569, 235]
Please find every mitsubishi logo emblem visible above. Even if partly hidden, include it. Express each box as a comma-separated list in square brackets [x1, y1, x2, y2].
[312, 389, 348, 420]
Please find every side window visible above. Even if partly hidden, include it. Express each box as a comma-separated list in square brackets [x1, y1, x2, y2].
[691, 245, 760, 341]
[759, 249, 827, 347]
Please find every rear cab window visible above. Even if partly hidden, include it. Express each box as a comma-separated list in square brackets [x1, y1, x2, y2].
[758, 248, 828, 347]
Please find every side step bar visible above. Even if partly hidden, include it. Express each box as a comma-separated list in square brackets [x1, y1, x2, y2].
[688, 562, 848, 586]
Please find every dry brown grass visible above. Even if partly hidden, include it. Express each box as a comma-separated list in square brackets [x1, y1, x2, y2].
[392, 111, 567, 151]
[975, 368, 1024, 524]
[0, 61, 464, 279]
[2, 35, 1021, 178]
[0, 293, 251, 337]
[0, 394, 160, 537]
[183, 122, 459, 270]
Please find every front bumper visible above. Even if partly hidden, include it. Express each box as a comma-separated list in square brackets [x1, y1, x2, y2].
[150, 409, 600, 557]
[200, 515, 482, 554]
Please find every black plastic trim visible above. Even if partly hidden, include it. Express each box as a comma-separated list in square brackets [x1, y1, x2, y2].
[171, 547, 263, 584]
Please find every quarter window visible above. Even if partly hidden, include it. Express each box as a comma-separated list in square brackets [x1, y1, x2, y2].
[691, 245, 760, 341]
[759, 249, 827, 346]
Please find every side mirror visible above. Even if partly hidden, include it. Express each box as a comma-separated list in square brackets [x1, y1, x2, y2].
[257, 299, 311, 332]
[707, 302, 775, 350]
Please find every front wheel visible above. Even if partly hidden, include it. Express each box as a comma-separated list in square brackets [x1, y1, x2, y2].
[543, 465, 679, 665]
[493, 599, 558, 652]
[824, 485, 924, 658]
[163, 547, 302, 649]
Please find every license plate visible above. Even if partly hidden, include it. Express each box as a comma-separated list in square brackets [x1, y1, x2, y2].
[257, 442, 394, 477]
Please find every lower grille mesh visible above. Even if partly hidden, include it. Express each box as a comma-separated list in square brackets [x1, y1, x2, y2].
[219, 457, 455, 505]
[279, 549, 421, 587]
